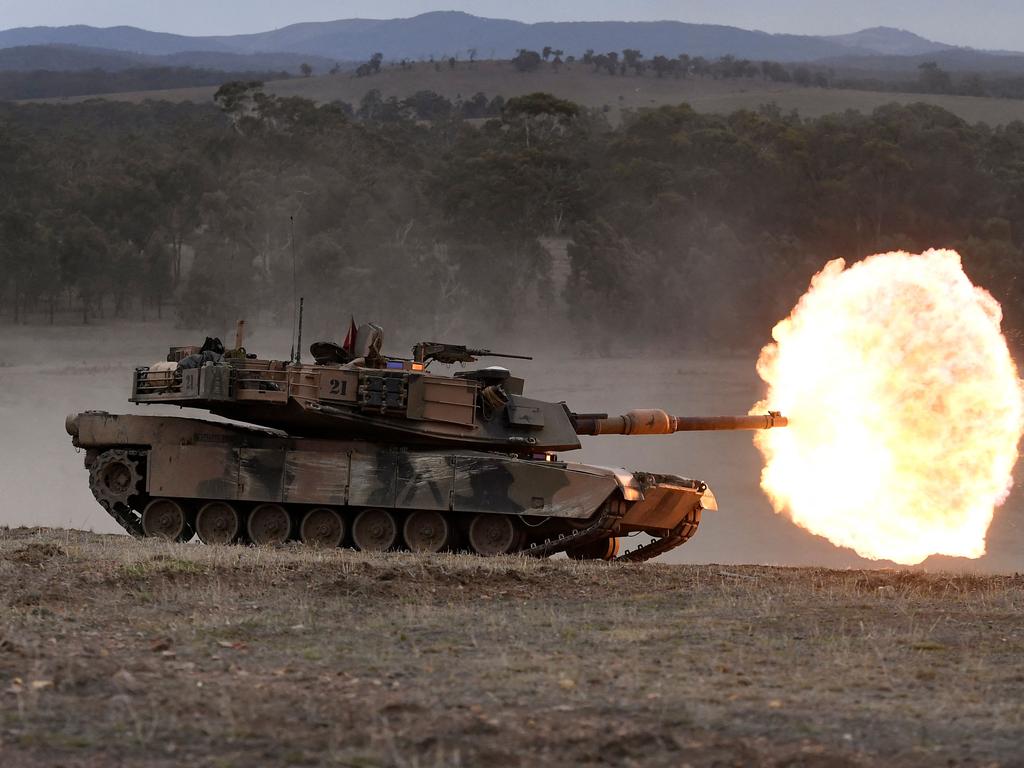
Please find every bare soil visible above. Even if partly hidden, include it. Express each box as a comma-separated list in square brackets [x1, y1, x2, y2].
[1, 527, 1021, 767]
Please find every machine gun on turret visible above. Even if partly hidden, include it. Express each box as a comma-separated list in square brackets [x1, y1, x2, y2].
[412, 342, 533, 366]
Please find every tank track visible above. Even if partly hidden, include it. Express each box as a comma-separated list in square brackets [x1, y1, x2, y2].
[523, 499, 702, 563]
[95, 493, 699, 562]
[86, 449, 701, 561]
[616, 507, 701, 562]
[524, 497, 627, 559]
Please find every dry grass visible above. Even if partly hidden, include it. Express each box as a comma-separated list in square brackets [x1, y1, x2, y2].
[22, 61, 1024, 126]
[1, 527, 1022, 766]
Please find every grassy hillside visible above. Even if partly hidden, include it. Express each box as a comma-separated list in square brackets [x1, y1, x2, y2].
[2, 527, 1022, 766]
[25, 61, 1024, 125]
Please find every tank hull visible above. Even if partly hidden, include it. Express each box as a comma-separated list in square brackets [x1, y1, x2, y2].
[67, 412, 715, 561]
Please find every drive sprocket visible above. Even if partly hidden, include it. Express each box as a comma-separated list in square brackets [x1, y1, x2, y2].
[88, 449, 146, 537]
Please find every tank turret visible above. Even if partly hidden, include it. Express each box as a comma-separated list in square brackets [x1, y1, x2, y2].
[125, 331, 785, 454]
[67, 325, 787, 562]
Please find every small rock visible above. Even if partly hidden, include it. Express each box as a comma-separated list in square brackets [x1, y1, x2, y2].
[113, 669, 144, 694]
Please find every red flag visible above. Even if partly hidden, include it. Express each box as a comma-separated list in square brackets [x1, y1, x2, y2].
[342, 316, 358, 354]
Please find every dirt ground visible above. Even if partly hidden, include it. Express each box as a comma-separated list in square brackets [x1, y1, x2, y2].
[1, 527, 1022, 767]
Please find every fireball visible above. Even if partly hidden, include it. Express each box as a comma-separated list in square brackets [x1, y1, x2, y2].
[753, 249, 1023, 564]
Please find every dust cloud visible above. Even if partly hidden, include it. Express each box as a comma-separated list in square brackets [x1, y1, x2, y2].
[2, 320, 1021, 572]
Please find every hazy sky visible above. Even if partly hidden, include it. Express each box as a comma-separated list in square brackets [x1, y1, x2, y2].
[0, 0, 1021, 51]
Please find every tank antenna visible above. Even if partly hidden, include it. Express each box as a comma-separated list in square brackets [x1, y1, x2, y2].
[295, 297, 304, 365]
[289, 215, 298, 363]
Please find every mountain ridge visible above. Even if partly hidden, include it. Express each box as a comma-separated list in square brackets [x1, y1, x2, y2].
[0, 11, 976, 64]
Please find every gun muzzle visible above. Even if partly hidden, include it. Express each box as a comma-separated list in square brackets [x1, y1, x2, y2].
[573, 409, 787, 436]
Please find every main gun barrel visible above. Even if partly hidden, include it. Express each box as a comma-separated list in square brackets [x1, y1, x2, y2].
[573, 409, 787, 436]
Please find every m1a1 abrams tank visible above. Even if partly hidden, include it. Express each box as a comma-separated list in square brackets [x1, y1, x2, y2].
[65, 323, 787, 561]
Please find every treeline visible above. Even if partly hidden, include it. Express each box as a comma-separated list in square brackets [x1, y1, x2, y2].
[507, 47, 1024, 100]
[512, 47, 807, 84]
[834, 62, 1024, 100]
[3, 86, 1024, 353]
[214, 81, 507, 123]
[0, 67, 294, 101]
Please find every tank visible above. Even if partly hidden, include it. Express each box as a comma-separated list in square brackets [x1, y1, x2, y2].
[65, 324, 787, 561]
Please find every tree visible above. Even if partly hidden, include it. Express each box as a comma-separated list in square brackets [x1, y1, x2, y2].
[461, 91, 490, 119]
[300, 62, 313, 77]
[356, 53, 384, 77]
[604, 52, 619, 76]
[622, 49, 643, 75]
[512, 49, 542, 73]
[502, 92, 580, 148]
[542, 46, 553, 61]
[918, 62, 953, 94]
[960, 73, 986, 96]
[761, 61, 791, 83]
[651, 55, 673, 78]
[58, 215, 109, 324]
[213, 80, 264, 128]
[403, 90, 453, 120]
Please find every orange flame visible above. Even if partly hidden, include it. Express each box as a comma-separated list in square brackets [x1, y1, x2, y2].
[753, 249, 1023, 564]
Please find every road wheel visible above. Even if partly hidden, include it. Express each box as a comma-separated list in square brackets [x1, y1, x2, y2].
[403, 510, 452, 554]
[300, 508, 345, 548]
[195, 501, 241, 545]
[352, 508, 398, 552]
[567, 537, 621, 561]
[248, 503, 291, 546]
[141, 498, 187, 541]
[468, 514, 519, 556]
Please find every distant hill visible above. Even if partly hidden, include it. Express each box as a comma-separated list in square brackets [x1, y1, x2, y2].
[0, 24, 226, 56]
[823, 27, 954, 57]
[0, 11, 966, 64]
[0, 44, 139, 71]
[0, 44, 341, 75]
